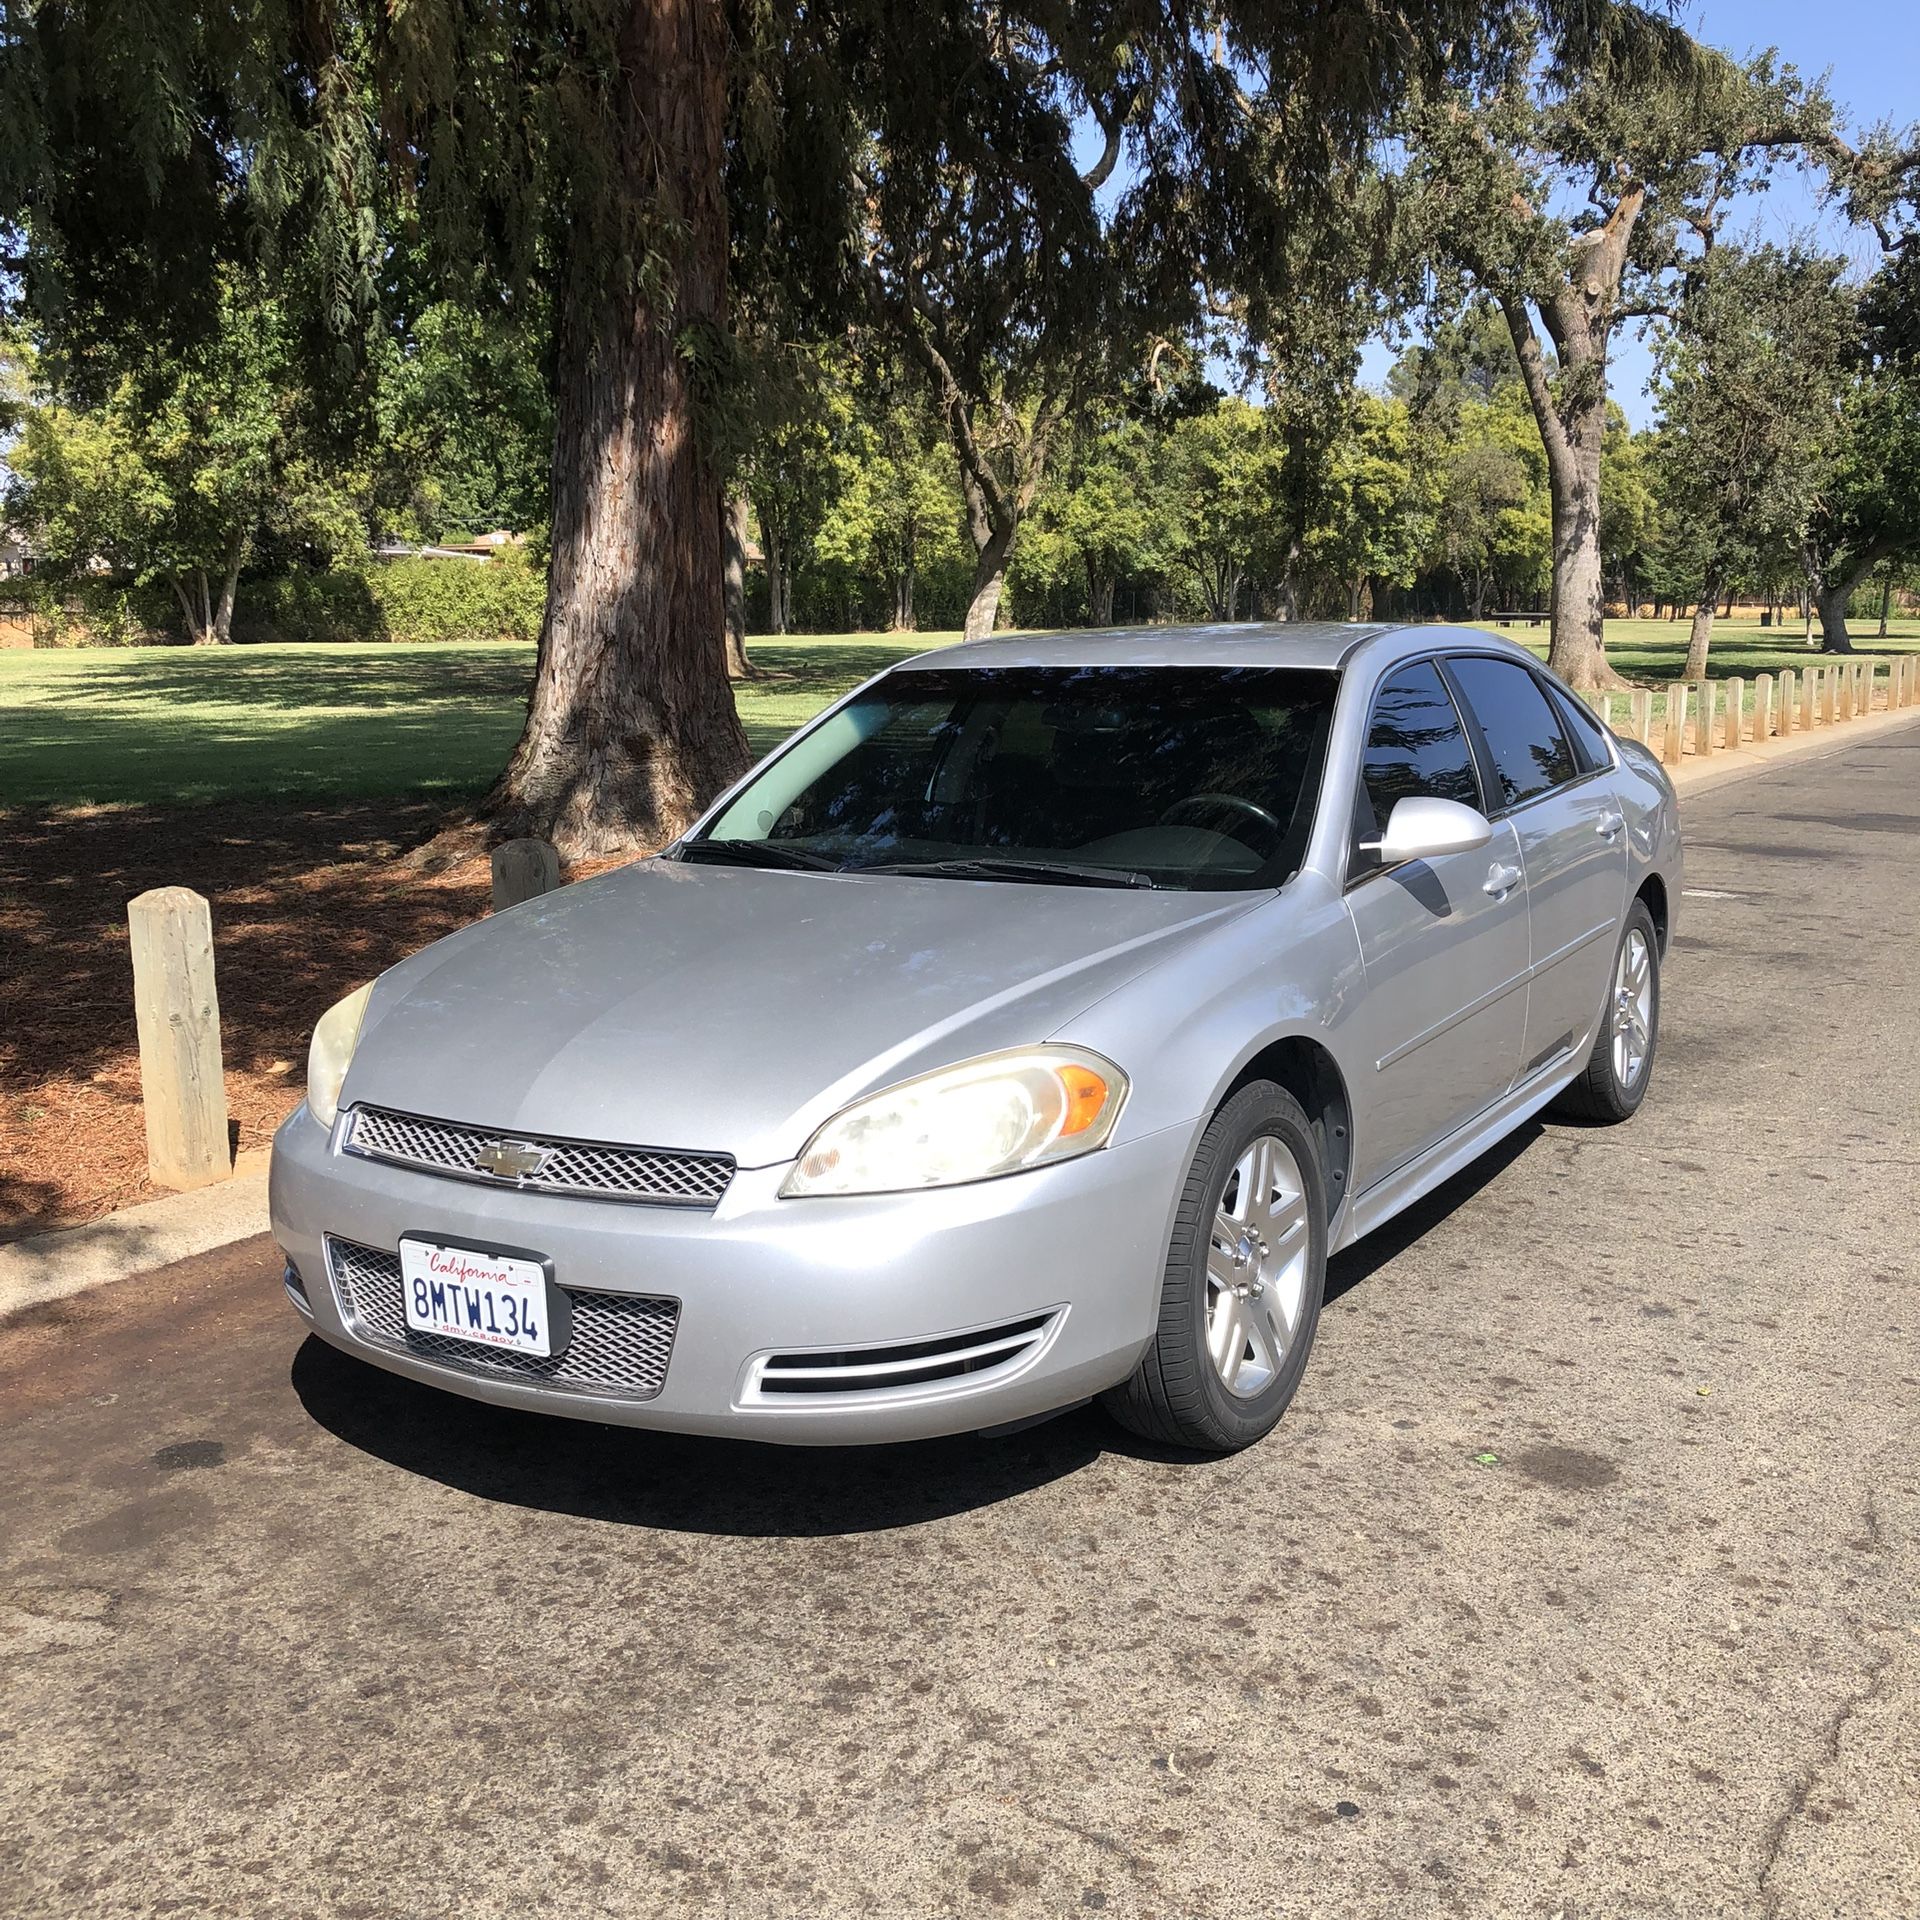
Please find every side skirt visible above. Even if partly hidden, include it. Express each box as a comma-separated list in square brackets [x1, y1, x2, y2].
[1331, 1047, 1588, 1254]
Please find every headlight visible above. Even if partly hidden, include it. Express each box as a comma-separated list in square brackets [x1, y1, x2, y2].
[782, 1047, 1127, 1197]
[306, 982, 373, 1130]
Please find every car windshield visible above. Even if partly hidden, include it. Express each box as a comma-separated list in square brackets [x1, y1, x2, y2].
[691, 664, 1338, 891]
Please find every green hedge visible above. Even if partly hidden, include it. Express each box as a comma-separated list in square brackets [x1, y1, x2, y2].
[8, 556, 546, 648]
[234, 557, 545, 645]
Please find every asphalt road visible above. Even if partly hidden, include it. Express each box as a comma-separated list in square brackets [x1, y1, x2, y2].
[4, 727, 1917, 1920]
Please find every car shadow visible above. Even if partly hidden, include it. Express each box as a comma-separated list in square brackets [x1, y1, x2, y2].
[291, 1334, 1113, 1537]
[1323, 1120, 1542, 1307]
[290, 1119, 1547, 1533]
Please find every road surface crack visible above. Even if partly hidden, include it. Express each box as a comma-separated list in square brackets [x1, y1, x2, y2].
[1756, 1490, 1896, 1916]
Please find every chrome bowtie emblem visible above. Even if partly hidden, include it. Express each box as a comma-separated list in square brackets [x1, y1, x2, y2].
[471, 1138, 549, 1180]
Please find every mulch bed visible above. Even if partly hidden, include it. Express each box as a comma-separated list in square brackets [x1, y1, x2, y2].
[0, 801, 520, 1241]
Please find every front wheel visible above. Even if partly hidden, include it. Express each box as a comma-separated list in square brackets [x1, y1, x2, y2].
[1102, 1081, 1328, 1454]
[1554, 900, 1661, 1123]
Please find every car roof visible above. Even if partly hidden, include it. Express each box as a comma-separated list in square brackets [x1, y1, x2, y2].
[891, 622, 1536, 675]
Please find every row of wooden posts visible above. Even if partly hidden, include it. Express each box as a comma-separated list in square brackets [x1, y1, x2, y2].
[124, 839, 567, 1193]
[118, 658, 1911, 1196]
[1577, 654, 1920, 767]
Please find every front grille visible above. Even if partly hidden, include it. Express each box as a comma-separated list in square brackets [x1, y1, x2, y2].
[327, 1237, 678, 1401]
[343, 1105, 733, 1209]
[749, 1311, 1059, 1400]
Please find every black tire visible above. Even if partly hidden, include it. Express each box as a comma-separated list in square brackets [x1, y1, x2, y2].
[1102, 1081, 1328, 1454]
[1553, 899, 1661, 1123]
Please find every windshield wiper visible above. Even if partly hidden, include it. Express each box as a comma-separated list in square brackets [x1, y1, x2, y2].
[677, 838, 842, 872]
[859, 856, 1156, 890]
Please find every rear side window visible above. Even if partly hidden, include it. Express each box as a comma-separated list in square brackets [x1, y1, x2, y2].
[1447, 655, 1578, 808]
[1544, 677, 1612, 771]
[1355, 660, 1481, 844]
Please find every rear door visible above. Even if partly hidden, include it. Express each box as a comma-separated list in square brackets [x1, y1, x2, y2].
[1343, 659, 1531, 1191]
[1442, 655, 1630, 1082]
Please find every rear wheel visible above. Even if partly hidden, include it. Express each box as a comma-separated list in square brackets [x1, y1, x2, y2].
[1102, 1081, 1327, 1454]
[1554, 900, 1660, 1123]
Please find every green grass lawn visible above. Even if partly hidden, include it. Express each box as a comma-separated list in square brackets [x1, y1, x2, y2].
[0, 634, 930, 810]
[3, 617, 1915, 811]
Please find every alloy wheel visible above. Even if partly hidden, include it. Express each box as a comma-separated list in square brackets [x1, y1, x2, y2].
[1205, 1134, 1312, 1398]
[1611, 927, 1654, 1090]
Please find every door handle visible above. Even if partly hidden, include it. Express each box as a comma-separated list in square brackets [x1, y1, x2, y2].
[1597, 810, 1625, 839]
[1483, 861, 1523, 897]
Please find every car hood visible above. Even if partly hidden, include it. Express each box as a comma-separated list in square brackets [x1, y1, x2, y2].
[342, 858, 1256, 1166]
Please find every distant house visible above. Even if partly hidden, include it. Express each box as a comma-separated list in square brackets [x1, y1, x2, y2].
[372, 528, 524, 563]
[0, 525, 37, 579]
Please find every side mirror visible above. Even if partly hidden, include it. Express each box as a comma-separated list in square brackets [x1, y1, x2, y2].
[1363, 795, 1493, 866]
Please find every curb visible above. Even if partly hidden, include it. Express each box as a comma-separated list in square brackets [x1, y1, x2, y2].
[1666, 699, 1920, 798]
[0, 1152, 269, 1324]
[9, 702, 1918, 1321]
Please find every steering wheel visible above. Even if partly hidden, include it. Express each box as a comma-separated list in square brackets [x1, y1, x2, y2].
[1158, 792, 1281, 837]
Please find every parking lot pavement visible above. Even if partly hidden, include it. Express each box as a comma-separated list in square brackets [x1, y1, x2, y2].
[3, 725, 1917, 1920]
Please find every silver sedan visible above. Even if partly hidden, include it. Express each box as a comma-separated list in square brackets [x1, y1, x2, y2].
[270, 623, 1681, 1453]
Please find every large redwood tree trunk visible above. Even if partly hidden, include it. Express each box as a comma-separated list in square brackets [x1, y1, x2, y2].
[481, 0, 747, 859]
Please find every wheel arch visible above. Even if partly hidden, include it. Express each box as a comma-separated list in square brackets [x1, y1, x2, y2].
[1635, 871, 1671, 955]
[1219, 1033, 1354, 1225]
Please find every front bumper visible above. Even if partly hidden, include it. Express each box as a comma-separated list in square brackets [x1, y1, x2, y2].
[269, 1105, 1194, 1443]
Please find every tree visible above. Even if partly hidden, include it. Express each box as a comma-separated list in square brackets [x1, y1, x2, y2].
[1801, 365, 1920, 649]
[1028, 413, 1165, 626]
[1650, 244, 1853, 674]
[7, 282, 360, 642]
[1392, 19, 1875, 684]
[812, 380, 962, 632]
[1430, 421, 1534, 619]
[736, 350, 855, 636]
[1162, 400, 1286, 620]
[1600, 409, 1660, 617]
[855, 30, 1129, 643]
[370, 299, 553, 546]
[1303, 393, 1434, 620]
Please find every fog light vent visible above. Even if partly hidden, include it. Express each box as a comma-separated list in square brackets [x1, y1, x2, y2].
[751, 1312, 1059, 1400]
[283, 1259, 313, 1316]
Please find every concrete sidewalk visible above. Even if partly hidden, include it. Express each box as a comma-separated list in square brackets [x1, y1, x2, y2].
[0, 1151, 268, 1323]
[1664, 694, 1919, 795]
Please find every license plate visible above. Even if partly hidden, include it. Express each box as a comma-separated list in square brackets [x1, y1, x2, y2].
[399, 1238, 552, 1357]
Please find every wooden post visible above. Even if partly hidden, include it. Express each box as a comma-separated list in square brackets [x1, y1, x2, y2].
[1695, 680, 1715, 757]
[1662, 683, 1687, 766]
[1803, 666, 1820, 729]
[1778, 668, 1796, 735]
[1840, 664, 1856, 720]
[1754, 673, 1773, 744]
[1630, 687, 1653, 745]
[1723, 676, 1745, 750]
[1822, 668, 1839, 726]
[491, 837, 562, 911]
[128, 887, 230, 1191]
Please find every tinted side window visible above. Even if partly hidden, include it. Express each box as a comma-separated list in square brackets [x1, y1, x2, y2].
[1357, 661, 1480, 840]
[1545, 677, 1612, 771]
[1447, 656, 1578, 808]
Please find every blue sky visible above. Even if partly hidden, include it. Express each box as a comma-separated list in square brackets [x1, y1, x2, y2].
[1360, 0, 1920, 424]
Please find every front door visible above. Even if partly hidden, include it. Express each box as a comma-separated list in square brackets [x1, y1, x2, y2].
[1343, 661, 1531, 1191]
